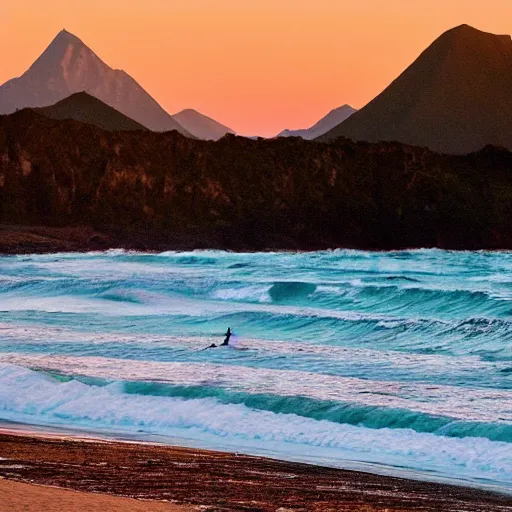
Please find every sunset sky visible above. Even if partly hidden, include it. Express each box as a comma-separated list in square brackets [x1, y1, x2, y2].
[0, 0, 511, 136]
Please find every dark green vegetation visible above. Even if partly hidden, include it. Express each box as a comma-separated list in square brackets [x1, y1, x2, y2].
[0, 109, 511, 251]
[35, 92, 147, 132]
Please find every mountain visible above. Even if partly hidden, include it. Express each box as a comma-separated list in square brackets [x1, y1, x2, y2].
[320, 25, 512, 154]
[35, 92, 147, 132]
[1, 109, 511, 251]
[173, 109, 234, 140]
[277, 105, 356, 139]
[0, 29, 190, 136]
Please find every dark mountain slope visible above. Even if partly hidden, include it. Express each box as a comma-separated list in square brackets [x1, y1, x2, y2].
[35, 92, 147, 132]
[320, 25, 512, 154]
[0, 109, 511, 251]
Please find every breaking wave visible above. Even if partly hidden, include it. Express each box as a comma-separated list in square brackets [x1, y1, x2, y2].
[0, 364, 510, 486]
[1, 248, 512, 489]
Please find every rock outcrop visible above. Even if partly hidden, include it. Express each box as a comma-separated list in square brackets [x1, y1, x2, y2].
[0, 109, 511, 251]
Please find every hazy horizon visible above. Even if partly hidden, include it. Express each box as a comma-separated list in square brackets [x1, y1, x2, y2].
[0, 0, 511, 136]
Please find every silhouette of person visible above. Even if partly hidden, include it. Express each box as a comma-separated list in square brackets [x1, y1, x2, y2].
[202, 328, 232, 350]
[221, 327, 232, 346]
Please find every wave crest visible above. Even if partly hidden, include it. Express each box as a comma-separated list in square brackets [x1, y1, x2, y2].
[0, 364, 510, 486]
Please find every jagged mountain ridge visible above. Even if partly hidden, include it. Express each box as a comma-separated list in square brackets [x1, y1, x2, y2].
[1, 109, 511, 251]
[277, 105, 356, 139]
[173, 109, 234, 140]
[320, 25, 512, 154]
[0, 29, 190, 135]
[35, 92, 147, 132]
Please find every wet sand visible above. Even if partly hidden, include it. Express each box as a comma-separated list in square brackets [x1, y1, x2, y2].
[0, 429, 511, 511]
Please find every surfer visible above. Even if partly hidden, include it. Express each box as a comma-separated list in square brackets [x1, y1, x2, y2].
[221, 327, 232, 346]
[201, 327, 232, 350]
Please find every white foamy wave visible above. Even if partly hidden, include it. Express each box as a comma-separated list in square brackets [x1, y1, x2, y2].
[0, 363, 510, 486]
[0, 287, 431, 323]
[212, 285, 271, 303]
[1, 354, 511, 424]
[314, 285, 346, 295]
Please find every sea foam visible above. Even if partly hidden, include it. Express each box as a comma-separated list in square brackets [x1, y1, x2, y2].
[0, 363, 510, 486]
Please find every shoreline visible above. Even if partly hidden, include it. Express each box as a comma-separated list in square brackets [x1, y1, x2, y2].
[1, 427, 510, 511]
[1, 419, 509, 495]
[2, 225, 512, 255]
[0, 224, 336, 255]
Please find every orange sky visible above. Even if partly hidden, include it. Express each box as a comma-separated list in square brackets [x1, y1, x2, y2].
[0, 0, 511, 136]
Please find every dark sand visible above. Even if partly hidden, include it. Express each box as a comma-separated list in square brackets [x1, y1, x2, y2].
[0, 429, 510, 511]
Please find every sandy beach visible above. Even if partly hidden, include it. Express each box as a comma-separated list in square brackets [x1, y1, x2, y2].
[0, 479, 192, 512]
[0, 428, 510, 511]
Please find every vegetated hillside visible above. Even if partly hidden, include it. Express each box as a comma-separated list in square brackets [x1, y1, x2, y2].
[0, 29, 190, 135]
[320, 25, 512, 154]
[173, 109, 234, 140]
[35, 92, 147, 132]
[0, 109, 511, 251]
[278, 105, 356, 139]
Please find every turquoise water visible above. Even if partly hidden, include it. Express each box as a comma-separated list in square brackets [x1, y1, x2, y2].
[0, 249, 511, 488]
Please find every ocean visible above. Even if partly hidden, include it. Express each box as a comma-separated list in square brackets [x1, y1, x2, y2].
[0, 249, 511, 490]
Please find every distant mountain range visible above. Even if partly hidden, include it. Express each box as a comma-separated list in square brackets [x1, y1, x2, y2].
[277, 105, 356, 139]
[0, 29, 235, 140]
[0, 24, 510, 151]
[0, 30, 191, 136]
[35, 92, 147, 132]
[320, 25, 512, 154]
[173, 109, 234, 141]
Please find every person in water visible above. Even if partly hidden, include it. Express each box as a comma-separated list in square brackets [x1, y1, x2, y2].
[205, 327, 232, 349]
[221, 327, 232, 346]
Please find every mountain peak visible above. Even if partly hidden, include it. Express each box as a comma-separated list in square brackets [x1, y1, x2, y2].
[178, 108, 200, 115]
[57, 28, 74, 37]
[277, 104, 357, 139]
[55, 91, 99, 103]
[49, 28, 85, 50]
[27, 29, 89, 77]
[333, 104, 355, 113]
[35, 91, 148, 132]
[442, 23, 511, 45]
[0, 30, 190, 135]
[173, 108, 234, 140]
[320, 24, 512, 154]
[451, 23, 479, 33]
